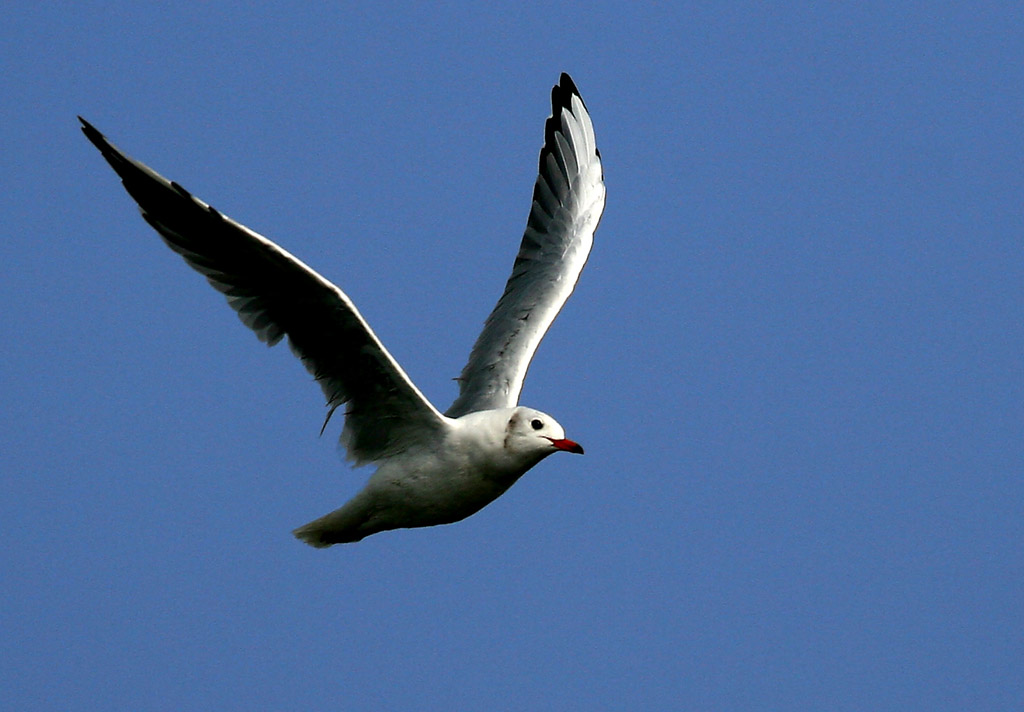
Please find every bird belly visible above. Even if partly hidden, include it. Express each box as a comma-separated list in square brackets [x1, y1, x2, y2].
[368, 454, 524, 529]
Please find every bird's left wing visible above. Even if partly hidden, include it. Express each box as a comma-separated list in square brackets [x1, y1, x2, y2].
[80, 118, 448, 465]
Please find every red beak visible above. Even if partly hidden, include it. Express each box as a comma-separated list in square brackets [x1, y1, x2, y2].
[547, 437, 584, 454]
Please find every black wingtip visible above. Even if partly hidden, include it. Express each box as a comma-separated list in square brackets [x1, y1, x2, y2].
[79, 117, 145, 186]
[78, 116, 107, 151]
[551, 73, 581, 114]
[78, 116, 132, 173]
[540, 73, 590, 179]
[557, 72, 580, 98]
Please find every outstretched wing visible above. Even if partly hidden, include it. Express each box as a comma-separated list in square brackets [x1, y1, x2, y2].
[446, 73, 605, 418]
[80, 118, 448, 465]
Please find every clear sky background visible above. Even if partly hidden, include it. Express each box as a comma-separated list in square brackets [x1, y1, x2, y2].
[3, 3, 1022, 710]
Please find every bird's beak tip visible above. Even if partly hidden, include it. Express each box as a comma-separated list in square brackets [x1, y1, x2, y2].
[550, 438, 584, 455]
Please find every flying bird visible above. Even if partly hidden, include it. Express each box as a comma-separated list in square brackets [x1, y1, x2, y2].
[80, 73, 605, 546]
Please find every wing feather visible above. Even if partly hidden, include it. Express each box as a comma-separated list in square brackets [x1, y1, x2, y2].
[446, 74, 605, 417]
[80, 118, 448, 465]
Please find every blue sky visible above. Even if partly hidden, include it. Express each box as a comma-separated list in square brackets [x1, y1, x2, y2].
[3, 2, 1022, 709]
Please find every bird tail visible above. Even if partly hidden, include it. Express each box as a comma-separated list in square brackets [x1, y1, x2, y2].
[292, 504, 371, 548]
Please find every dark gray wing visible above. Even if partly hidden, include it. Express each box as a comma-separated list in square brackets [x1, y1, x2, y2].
[445, 74, 605, 418]
[80, 118, 448, 465]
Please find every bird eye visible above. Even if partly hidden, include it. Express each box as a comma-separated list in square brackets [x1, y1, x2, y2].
[531, 419, 543, 430]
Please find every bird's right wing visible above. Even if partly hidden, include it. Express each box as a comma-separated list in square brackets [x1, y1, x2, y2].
[80, 118, 448, 465]
[446, 74, 605, 418]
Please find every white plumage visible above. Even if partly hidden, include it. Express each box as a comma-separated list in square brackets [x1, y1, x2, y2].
[81, 73, 605, 546]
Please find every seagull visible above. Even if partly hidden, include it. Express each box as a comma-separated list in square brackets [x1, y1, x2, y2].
[80, 73, 605, 546]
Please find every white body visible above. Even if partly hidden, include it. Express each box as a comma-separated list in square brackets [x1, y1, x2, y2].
[299, 408, 571, 543]
[81, 74, 604, 546]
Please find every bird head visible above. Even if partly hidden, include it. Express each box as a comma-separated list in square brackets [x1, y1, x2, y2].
[505, 407, 584, 458]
